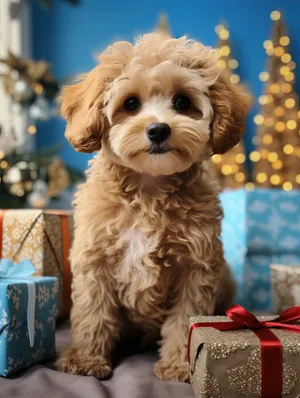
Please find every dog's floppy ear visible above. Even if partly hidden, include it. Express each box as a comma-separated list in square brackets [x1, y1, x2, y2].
[60, 66, 108, 153]
[209, 73, 251, 154]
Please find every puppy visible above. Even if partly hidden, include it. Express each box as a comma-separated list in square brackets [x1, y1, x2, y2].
[57, 30, 250, 382]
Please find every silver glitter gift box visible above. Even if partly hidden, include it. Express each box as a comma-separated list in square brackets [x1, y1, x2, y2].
[189, 316, 300, 398]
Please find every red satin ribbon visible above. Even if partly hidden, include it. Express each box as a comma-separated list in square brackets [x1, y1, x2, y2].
[60, 215, 72, 316]
[188, 305, 300, 398]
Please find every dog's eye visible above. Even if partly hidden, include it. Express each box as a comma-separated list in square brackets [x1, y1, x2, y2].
[124, 97, 141, 112]
[173, 95, 191, 112]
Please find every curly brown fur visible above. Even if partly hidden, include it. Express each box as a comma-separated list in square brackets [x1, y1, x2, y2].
[56, 32, 251, 382]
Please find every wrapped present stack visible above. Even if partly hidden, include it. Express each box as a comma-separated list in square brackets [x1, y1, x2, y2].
[0, 209, 74, 318]
[189, 306, 300, 398]
[220, 188, 300, 311]
[271, 264, 300, 313]
[0, 259, 59, 376]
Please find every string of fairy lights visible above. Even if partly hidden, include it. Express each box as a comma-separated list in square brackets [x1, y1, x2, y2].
[212, 10, 300, 191]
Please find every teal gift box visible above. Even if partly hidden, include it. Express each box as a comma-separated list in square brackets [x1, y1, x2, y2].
[220, 188, 300, 311]
[0, 259, 59, 376]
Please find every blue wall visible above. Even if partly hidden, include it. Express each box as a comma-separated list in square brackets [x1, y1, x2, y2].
[32, 0, 300, 171]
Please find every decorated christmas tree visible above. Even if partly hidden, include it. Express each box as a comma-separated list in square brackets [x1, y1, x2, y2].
[211, 22, 248, 189]
[251, 11, 300, 191]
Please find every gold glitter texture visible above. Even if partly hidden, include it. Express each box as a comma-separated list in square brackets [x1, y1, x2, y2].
[227, 348, 298, 396]
[199, 367, 221, 398]
[202, 328, 249, 360]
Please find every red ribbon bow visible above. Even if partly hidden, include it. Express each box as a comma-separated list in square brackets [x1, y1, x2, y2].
[188, 305, 300, 398]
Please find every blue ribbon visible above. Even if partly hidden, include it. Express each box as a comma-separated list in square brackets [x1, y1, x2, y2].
[0, 258, 36, 347]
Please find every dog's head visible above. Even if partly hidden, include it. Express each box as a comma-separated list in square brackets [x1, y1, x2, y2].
[61, 33, 251, 176]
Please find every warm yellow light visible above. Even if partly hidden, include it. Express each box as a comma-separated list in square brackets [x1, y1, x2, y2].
[296, 147, 300, 157]
[272, 160, 283, 170]
[270, 10, 281, 21]
[256, 173, 267, 183]
[268, 152, 278, 162]
[236, 153, 246, 164]
[275, 121, 285, 132]
[296, 174, 300, 184]
[266, 48, 274, 56]
[286, 120, 297, 130]
[269, 84, 280, 94]
[283, 144, 294, 154]
[282, 83, 292, 93]
[281, 53, 292, 63]
[274, 46, 284, 57]
[258, 95, 268, 105]
[263, 40, 273, 50]
[0, 160, 8, 169]
[279, 36, 290, 46]
[263, 134, 273, 144]
[254, 114, 264, 125]
[235, 172, 245, 182]
[250, 151, 261, 162]
[264, 117, 274, 127]
[259, 71, 269, 82]
[274, 107, 284, 117]
[215, 24, 224, 34]
[212, 154, 222, 164]
[27, 125, 37, 135]
[221, 165, 233, 175]
[280, 66, 290, 76]
[285, 98, 296, 108]
[217, 59, 227, 69]
[230, 74, 240, 84]
[0, 151, 4, 160]
[270, 175, 281, 185]
[220, 45, 231, 56]
[34, 83, 44, 95]
[285, 72, 295, 82]
[261, 149, 269, 159]
[219, 29, 229, 40]
[283, 182, 293, 191]
[228, 59, 238, 69]
[245, 182, 255, 191]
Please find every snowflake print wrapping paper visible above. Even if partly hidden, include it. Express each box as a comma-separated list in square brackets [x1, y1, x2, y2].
[0, 276, 59, 376]
[220, 189, 300, 311]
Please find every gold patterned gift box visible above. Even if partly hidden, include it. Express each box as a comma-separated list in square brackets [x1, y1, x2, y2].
[189, 315, 300, 398]
[0, 209, 74, 318]
[271, 264, 300, 313]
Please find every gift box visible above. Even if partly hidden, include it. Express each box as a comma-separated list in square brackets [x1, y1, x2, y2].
[0, 259, 59, 376]
[0, 210, 74, 317]
[271, 264, 300, 313]
[220, 188, 300, 311]
[189, 307, 300, 398]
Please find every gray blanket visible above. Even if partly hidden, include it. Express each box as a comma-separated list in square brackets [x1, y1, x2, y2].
[0, 321, 194, 398]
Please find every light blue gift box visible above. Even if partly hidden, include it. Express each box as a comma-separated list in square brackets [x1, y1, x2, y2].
[0, 259, 59, 376]
[220, 188, 300, 311]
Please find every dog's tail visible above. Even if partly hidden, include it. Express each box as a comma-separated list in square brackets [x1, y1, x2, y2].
[155, 13, 171, 37]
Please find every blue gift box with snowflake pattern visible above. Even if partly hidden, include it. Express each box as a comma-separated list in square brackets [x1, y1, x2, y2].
[220, 188, 300, 311]
[0, 276, 59, 376]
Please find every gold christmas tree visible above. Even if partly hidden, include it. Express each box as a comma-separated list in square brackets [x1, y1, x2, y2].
[252, 11, 300, 191]
[211, 22, 248, 189]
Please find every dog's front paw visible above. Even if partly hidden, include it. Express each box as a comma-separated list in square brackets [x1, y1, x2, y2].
[154, 359, 190, 382]
[56, 347, 112, 379]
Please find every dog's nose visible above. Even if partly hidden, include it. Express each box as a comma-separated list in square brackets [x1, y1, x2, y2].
[146, 123, 171, 144]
